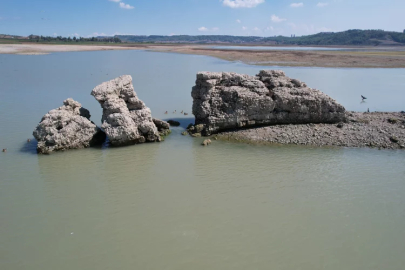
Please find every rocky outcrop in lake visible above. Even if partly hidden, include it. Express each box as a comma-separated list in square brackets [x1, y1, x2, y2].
[33, 98, 106, 154]
[91, 75, 169, 146]
[192, 70, 346, 135]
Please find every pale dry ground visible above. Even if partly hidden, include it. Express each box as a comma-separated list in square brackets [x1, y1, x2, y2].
[0, 43, 136, 55]
[2, 43, 405, 68]
[151, 45, 405, 68]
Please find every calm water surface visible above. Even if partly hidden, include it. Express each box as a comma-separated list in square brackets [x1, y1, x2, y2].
[1, 50, 405, 270]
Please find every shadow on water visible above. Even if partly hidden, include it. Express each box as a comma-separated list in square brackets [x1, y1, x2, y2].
[19, 139, 38, 155]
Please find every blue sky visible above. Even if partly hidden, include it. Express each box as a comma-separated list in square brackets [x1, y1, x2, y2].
[1, 0, 404, 37]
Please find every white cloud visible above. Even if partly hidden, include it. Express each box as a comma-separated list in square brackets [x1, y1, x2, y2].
[198, 27, 219, 32]
[109, 0, 121, 2]
[290, 3, 304, 8]
[222, 0, 265, 8]
[271, 15, 286, 23]
[119, 2, 134, 9]
[53, 33, 57, 36]
[317, 2, 328, 7]
[236, 19, 241, 23]
[265, 26, 274, 31]
[242, 26, 248, 30]
[73, 33, 79, 36]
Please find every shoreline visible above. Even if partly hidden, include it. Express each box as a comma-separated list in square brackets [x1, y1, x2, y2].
[215, 112, 405, 150]
[0, 43, 137, 55]
[1, 43, 405, 68]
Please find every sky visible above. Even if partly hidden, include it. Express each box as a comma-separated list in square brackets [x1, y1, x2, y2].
[0, 0, 404, 37]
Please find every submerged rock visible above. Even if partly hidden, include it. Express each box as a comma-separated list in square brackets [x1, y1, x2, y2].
[91, 75, 167, 146]
[201, 139, 212, 146]
[167, 120, 180, 127]
[33, 98, 106, 154]
[192, 70, 346, 135]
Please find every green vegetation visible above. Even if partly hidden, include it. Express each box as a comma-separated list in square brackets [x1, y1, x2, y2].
[0, 34, 122, 44]
[116, 30, 405, 46]
[1, 30, 404, 46]
[263, 30, 405, 46]
[28, 35, 122, 43]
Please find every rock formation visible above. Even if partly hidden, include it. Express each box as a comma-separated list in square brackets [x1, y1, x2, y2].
[33, 98, 106, 154]
[191, 70, 346, 135]
[91, 75, 169, 146]
[153, 118, 171, 137]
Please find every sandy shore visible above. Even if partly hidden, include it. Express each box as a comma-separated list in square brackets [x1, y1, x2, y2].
[156, 46, 405, 68]
[1, 43, 405, 68]
[0, 43, 137, 55]
[216, 112, 405, 150]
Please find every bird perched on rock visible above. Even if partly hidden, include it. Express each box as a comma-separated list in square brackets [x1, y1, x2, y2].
[361, 95, 367, 100]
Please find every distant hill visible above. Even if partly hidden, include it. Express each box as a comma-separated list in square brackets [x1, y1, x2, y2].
[114, 35, 268, 44]
[0, 34, 28, 40]
[115, 30, 405, 46]
[3, 29, 405, 46]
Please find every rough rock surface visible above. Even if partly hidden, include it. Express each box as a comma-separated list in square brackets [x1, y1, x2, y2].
[192, 70, 346, 135]
[218, 112, 405, 150]
[33, 98, 106, 154]
[153, 118, 171, 137]
[91, 75, 168, 146]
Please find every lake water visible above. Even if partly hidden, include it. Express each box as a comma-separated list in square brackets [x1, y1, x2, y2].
[1, 50, 405, 270]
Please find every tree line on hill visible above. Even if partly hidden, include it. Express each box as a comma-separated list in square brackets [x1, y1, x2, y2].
[115, 30, 405, 46]
[27, 35, 122, 43]
[2, 30, 404, 46]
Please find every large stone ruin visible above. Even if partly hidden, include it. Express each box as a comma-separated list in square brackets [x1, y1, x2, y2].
[191, 70, 346, 135]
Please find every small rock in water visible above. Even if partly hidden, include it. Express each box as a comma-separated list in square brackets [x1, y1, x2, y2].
[181, 131, 188, 136]
[167, 120, 180, 126]
[201, 139, 212, 146]
[2, 148, 7, 153]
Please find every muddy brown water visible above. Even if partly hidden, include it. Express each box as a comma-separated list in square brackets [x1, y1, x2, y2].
[1, 50, 405, 270]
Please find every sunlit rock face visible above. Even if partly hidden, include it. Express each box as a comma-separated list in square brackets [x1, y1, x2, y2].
[191, 70, 346, 135]
[91, 75, 168, 146]
[33, 98, 105, 154]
